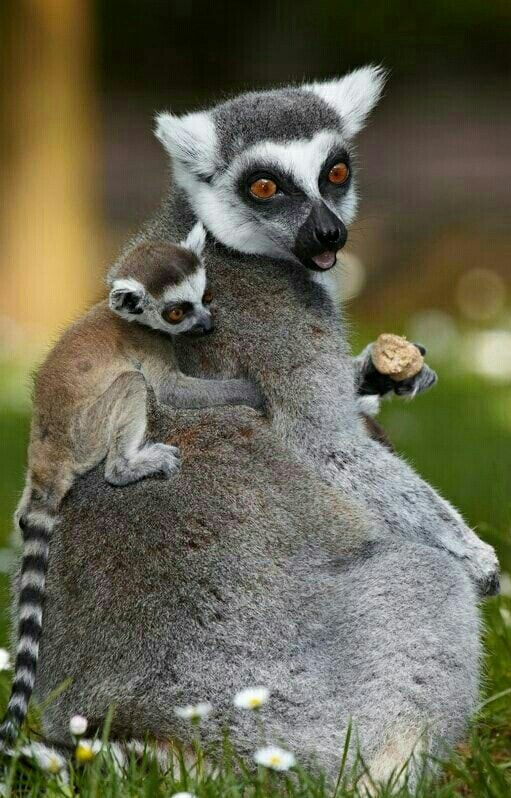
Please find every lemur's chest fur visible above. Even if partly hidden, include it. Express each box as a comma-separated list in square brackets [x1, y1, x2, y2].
[176, 247, 349, 385]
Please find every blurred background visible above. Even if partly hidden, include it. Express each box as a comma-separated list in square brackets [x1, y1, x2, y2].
[0, 1, 509, 641]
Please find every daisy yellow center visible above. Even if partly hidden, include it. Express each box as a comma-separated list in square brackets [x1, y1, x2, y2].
[249, 697, 261, 707]
[76, 743, 95, 763]
[269, 755, 282, 766]
[48, 756, 62, 773]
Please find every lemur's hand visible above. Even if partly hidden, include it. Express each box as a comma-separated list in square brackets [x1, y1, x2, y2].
[354, 341, 437, 400]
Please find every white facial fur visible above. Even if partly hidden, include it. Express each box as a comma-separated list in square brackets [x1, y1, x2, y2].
[173, 158, 281, 258]
[155, 65, 385, 261]
[236, 131, 346, 199]
[109, 265, 209, 337]
[162, 266, 206, 306]
[168, 131, 358, 261]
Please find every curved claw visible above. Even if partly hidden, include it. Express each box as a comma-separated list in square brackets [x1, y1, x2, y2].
[394, 365, 438, 398]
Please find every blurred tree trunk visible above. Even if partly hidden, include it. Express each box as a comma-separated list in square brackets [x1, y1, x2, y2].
[0, 0, 101, 348]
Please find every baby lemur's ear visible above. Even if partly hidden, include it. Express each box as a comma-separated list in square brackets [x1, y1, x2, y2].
[109, 278, 146, 317]
[180, 221, 207, 260]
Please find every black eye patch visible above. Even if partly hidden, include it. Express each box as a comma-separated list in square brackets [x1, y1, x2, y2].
[239, 166, 300, 200]
[163, 301, 193, 314]
[319, 149, 352, 189]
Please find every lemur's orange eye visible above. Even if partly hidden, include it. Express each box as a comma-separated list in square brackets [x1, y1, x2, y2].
[328, 162, 349, 185]
[250, 178, 277, 200]
[164, 307, 184, 324]
[202, 289, 213, 304]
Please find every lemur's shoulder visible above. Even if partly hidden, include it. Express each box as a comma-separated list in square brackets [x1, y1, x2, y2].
[33, 302, 140, 406]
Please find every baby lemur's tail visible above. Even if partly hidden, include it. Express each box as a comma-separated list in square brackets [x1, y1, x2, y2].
[0, 504, 54, 746]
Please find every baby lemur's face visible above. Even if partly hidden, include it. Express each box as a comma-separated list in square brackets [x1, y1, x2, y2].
[109, 223, 214, 337]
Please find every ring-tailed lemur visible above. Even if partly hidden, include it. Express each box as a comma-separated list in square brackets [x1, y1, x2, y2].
[153, 67, 496, 593]
[0, 224, 260, 746]
[30, 67, 496, 787]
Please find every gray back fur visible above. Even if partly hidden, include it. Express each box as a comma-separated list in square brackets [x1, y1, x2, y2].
[212, 89, 342, 160]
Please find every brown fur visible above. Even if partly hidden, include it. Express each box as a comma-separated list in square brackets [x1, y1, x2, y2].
[115, 241, 199, 297]
[27, 302, 182, 511]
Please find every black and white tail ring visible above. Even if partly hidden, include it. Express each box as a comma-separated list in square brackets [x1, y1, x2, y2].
[0, 513, 53, 746]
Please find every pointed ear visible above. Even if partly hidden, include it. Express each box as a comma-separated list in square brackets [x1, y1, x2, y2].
[180, 221, 206, 260]
[109, 279, 146, 317]
[306, 65, 387, 139]
[154, 110, 218, 178]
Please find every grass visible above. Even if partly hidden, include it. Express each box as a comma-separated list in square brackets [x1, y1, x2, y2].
[0, 358, 509, 795]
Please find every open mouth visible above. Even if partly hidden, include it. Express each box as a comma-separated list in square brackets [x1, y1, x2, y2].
[310, 250, 338, 270]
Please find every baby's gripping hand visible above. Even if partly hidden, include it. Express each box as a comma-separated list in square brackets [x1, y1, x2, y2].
[161, 375, 263, 410]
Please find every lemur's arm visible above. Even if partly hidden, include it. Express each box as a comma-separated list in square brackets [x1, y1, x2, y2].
[354, 342, 437, 400]
[159, 374, 262, 410]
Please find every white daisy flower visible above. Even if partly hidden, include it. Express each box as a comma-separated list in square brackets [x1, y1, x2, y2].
[69, 714, 88, 737]
[171, 793, 198, 798]
[75, 739, 102, 764]
[234, 687, 270, 710]
[174, 702, 212, 721]
[0, 649, 11, 671]
[23, 742, 67, 775]
[254, 745, 296, 772]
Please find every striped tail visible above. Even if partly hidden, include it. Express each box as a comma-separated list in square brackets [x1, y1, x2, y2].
[0, 512, 53, 745]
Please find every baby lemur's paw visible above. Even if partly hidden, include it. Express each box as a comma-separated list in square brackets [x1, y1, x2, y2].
[147, 443, 181, 478]
[393, 357, 437, 399]
[106, 443, 180, 486]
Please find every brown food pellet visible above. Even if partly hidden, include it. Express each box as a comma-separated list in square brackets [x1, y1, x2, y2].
[371, 333, 424, 381]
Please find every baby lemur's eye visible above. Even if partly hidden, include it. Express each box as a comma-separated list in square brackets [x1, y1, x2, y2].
[202, 289, 213, 304]
[328, 162, 350, 185]
[249, 178, 277, 200]
[163, 307, 185, 324]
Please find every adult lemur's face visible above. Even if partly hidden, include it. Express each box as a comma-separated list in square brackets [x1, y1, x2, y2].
[156, 66, 385, 273]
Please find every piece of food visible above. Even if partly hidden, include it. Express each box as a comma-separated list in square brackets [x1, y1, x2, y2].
[371, 333, 424, 381]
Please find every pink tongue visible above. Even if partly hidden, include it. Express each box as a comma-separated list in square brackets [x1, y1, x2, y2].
[311, 251, 336, 269]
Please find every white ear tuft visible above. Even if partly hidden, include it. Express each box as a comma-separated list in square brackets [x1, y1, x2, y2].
[306, 65, 387, 139]
[109, 278, 146, 317]
[180, 222, 207, 259]
[154, 110, 218, 177]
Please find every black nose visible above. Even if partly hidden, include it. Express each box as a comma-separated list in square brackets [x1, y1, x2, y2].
[315, 225, 347, 249]
[192, 317, 214, 334]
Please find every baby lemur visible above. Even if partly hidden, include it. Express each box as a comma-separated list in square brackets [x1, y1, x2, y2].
[0, 222, 260, 744]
